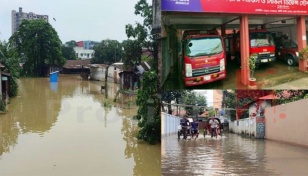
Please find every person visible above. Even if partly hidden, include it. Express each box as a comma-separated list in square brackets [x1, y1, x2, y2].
[180, 115, 190, 139]
[216, 123, 220, 136]
[191, 118, 199, 139]
[209, 117, 219, 138]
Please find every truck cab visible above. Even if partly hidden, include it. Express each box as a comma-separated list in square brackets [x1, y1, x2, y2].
[274, 37, 299, 66]
[230, 29, 276, 66]
[182, 30, 226, 87]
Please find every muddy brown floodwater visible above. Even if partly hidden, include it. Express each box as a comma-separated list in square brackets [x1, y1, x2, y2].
[0, 75, 160, 176]
[162, 133, 308, 176]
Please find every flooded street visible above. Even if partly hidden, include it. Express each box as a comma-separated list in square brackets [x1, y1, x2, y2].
[0, 75, 160, 176]
[162, 133, 308, 176]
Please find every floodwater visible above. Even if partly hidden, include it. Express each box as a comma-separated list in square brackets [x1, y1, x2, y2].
[0, 75, 160, 176]
[162, 133, 308, 176]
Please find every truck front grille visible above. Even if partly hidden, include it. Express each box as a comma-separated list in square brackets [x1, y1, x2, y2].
[192, 66, 220, 77]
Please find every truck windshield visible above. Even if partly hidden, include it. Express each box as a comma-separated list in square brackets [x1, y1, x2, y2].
[250, 32, 275, 47]
[185, 37, 223, 57]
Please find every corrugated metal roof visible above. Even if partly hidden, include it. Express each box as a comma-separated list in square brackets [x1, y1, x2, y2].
[88, 64, 108, 68]
[63, 59, 91, 69]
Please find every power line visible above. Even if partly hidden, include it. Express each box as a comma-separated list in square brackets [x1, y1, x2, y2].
[161, 102, 237, 110]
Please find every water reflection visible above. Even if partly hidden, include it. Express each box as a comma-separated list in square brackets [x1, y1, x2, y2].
[162, 133, 308, 175]
[0, 75, 160, 176]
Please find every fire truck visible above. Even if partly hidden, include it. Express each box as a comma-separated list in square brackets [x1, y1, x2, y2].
[181, 30, 226, 87]
[225, 29, 276, 66]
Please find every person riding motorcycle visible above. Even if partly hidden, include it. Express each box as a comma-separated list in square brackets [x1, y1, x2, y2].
[179, 115, 190, 138]
[191, 118, 199, 139]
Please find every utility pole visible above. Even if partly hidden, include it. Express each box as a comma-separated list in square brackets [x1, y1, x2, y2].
[115, 44, 117, 63]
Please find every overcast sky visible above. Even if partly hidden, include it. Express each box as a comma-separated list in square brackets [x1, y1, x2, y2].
[193, 90, 214, 107]
[0, 0, 150, 43]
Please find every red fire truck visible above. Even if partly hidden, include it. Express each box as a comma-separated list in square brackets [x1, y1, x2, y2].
[181, 30, 226, 87]
[225, 29, 276, 66]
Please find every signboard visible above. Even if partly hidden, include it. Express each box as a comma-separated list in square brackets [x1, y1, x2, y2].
[161, 0, 308, 15]
[256, 117, 265, 138]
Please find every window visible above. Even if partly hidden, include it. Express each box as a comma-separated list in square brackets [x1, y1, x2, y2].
[186, 37, 223, 57]
[80, 53, 83, 57]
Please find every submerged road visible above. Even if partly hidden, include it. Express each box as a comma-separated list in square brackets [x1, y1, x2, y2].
[162, 133, 308, 176]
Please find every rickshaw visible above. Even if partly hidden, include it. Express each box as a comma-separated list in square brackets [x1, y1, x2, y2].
[203, 117, 222, 138]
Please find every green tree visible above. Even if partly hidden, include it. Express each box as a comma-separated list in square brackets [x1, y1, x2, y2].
[61, 45, 77, 60]
[128, 0, 161, 145]
[275, 90, 308, 105]
[125, 0, 156, 70]
[207, 107, 216, 117]
[122, 40, 142, 67]
[135, 71, 160, 144]
[92, 39, 122, 64]
[0, 40, 20, 98]
[222, 90, 236, 121]
[182, 91, 207, 116]
[65, 40, 77, 48]
[161, 90, 187, 115]
[9, 19, 65, 76]
[236, 90, 273, 119]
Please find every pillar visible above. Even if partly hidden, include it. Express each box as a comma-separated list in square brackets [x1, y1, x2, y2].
[240, 15, 250, 86]
[297, 16, 307, 71]
[221, 24, 226, 37]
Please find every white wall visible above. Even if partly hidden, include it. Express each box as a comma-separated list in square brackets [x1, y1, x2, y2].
[107, 65, 122, 84]
[229, 118, 257, 137]
[90, 67, 106, 81]
[265, 98, 308, 147]
[74, 47, 95, 60]
[268, 26, 297, 41]
[161, 112, 181, 136]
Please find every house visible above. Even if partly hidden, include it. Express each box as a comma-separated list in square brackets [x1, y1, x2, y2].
[1, 72, 11, 101]
[118, 61, 151, 90]
[89, 64, 108, 81]
[73, 47, 95, 60]
[232, 94, 277, 138]
[248, 94, 276, 118]
[43, 64, 62, 77]
[61, 59, 91, 79]
[107, 62, 123, 84]
[118, 65, 138, 90]
[0, 63, 5, 100]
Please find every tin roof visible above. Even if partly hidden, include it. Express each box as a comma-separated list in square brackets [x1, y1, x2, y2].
[63, 59, 91, 69]
[88, 64, 108, 68]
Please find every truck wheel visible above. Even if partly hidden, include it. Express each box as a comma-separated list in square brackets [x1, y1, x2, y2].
[286, 55, 295, 66]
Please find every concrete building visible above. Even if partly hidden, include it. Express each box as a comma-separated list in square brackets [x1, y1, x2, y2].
[213, 90, 223, 110]
[89, 64, 108, 81]
[107, 62, 123, 84]
[11, 7, 49, 34]
[76, 41, 99, 49]
[73, 47, 95, 60]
